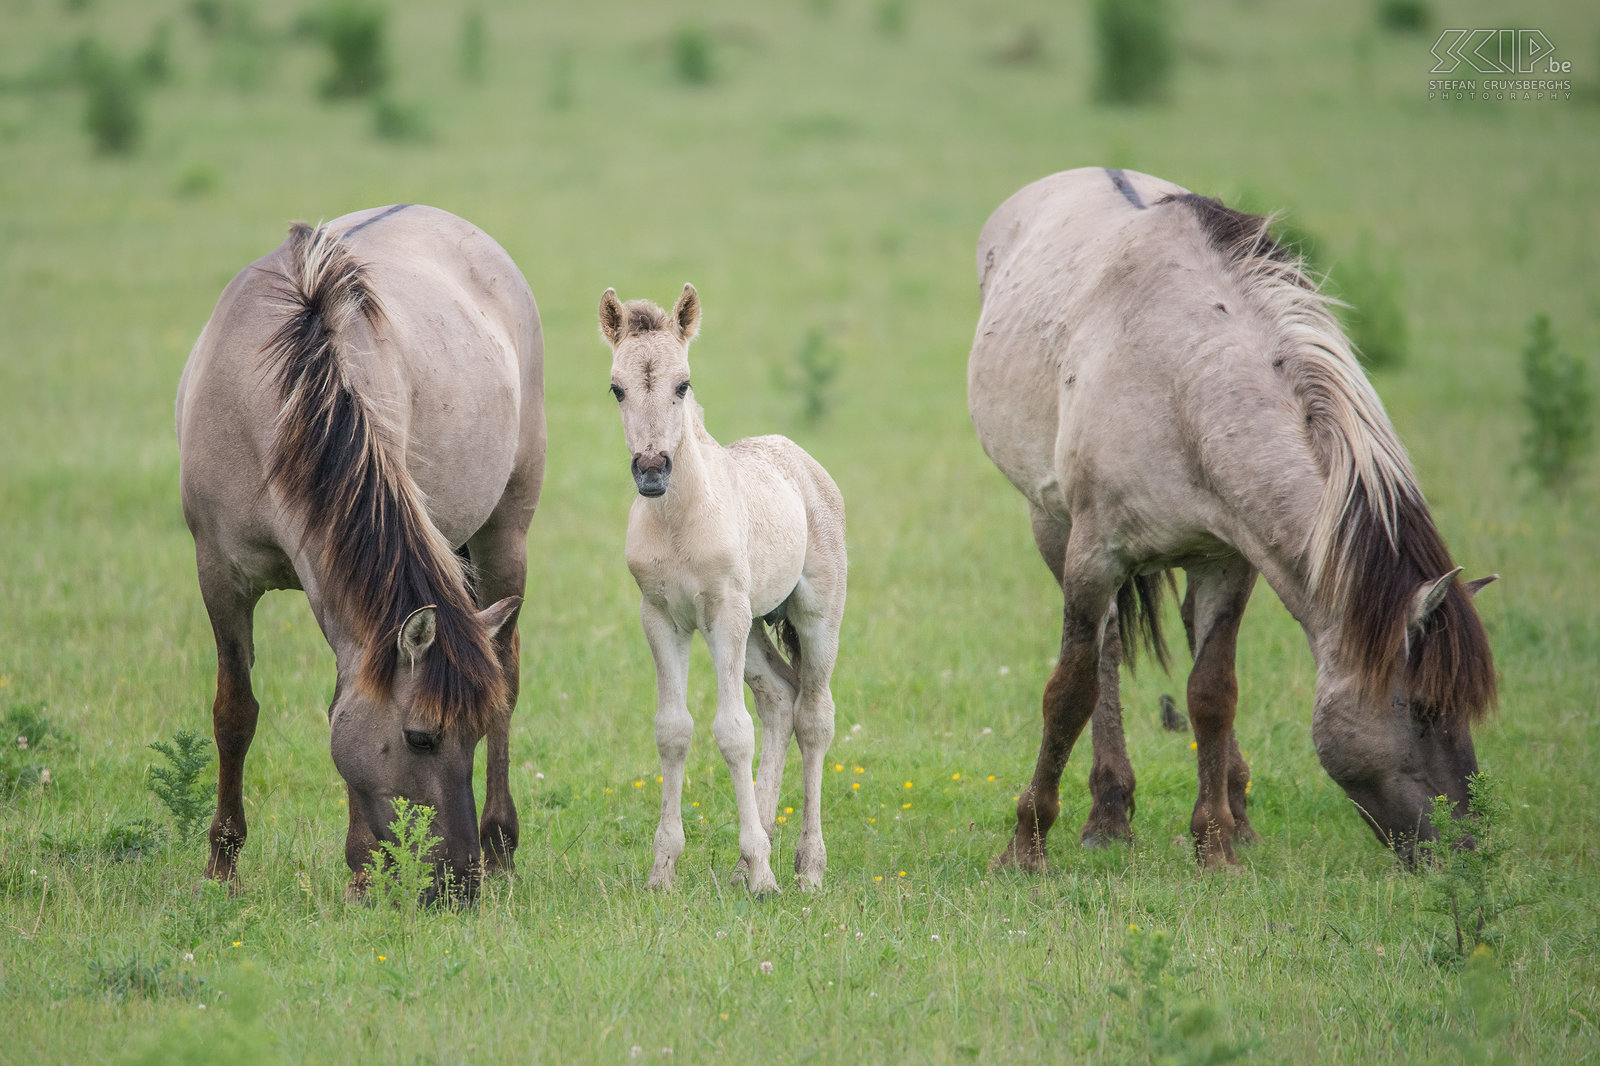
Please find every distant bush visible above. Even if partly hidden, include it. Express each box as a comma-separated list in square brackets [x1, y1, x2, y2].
[773, 327, 840, 426]
[877, 0, 908, 38]
[989, 25, 1046, 66]
[310, 1, 388, 99]
[1336, 242, 1408, 372]
[672, 24, 714, 86]
[1376, 0, 1431, 33]
[77, 39, 144, 154]
[1520, 313, 1593, 491]
[174, 161, 221, 197]
[137, 22, 174, 85]
[459, 8, 486, 83]
[1091, 0, 1173, 105]
[547, 46, 574, 108]
[372, 95, 430, 141]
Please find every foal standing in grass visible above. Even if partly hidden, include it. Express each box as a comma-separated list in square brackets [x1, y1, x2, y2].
[599, 285, 847, 894]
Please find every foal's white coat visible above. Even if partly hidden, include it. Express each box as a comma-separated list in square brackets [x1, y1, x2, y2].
[600, 285, 847, 893]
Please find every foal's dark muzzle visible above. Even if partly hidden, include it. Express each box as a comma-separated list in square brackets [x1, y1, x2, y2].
[632, 454, 671, 497]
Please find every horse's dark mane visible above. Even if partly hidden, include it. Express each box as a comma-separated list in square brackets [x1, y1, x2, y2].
[260, 221, 503, 735]
[1165, 192, 1496, 727]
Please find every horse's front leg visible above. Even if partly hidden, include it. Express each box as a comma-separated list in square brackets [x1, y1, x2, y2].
[642, 602, 694, 890]
[1184, 557, 1257, 867]
[196, 552, 262, 887]
[706, 599, 778, 896]
[466, 518, 531, 873]
[997, 536, 1119, 873]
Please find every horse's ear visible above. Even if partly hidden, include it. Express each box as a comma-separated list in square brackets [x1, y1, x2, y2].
[1408, 566, 1463, 633]
[477, 596, 522, 639]
[599, 288, 623, 347]
[673, 283, 700, 344]
[1463, 574, 1499, 599]
[398, 605, 438, 664]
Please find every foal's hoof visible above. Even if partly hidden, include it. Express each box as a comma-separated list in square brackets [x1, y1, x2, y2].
[740, 861, 781, 898]
[646, 859, 677, 891]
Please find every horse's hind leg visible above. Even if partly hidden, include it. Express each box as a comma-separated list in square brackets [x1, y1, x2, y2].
[466, 514, 530, 872]
[196, 548, 262, 886]
[1081, 603, 1136, 846]
[786, 583, 843, 891]
[997, 519, 1120, 872]
[1183, 557, 1257, 867]
[745, 624, 797, 842]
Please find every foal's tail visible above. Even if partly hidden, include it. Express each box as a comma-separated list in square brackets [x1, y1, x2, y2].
[754, 616, 803, 691]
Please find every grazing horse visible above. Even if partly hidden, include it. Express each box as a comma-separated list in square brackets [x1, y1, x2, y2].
[177, 205, 545, 900]
[967, 168, 1496, 869]
[598, 284, 847, 894]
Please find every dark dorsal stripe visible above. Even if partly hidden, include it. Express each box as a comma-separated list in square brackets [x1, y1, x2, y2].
[344, 203, 413, 238]
[1104, 168, 1145, 209]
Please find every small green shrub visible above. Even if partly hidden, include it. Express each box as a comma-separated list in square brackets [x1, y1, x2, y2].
[45, 818, 167, 861]
[77, 39, 143, 154]
[459, 9, 486, 82]
[137, 22, 174, 85]
[1420, 771, 1509, 959]
[1111, 927, 1253, 1064]
[175, 161, 221, 197]
[877, 0, 908, 38]
[1519, 313, 1593, 491]
[1376, 0, 1431, 33]
[547, 46, 574, 108]
[1090, 0, 1173, 105]
[147, 729, 215, 841]
[365, 796, 444, 913]
[1337, 243, 1408, 371]
[312, 1, 388, 99]
[672, 24, 714, 86]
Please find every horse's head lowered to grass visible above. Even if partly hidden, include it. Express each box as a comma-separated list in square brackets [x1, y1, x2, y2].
[598, 283, 702, 498]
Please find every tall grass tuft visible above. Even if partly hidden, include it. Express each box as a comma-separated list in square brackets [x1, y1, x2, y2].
[1090, 0, 1173, 105]
[1376, 0, 1431, 33]
[547, 45, 574, 108]
[877, 0, 908, 38]
[672, 24, 714, 86]
[459, 8, 487, 83]
[372, 95, 430, 141]
[311, 1, 389, 99]
[1519, 313, 1593, 491]
[774, 327, 840, 427]
[76, 39, 144, 154]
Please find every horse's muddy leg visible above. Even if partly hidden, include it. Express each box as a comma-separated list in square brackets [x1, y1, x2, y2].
[744, 625, 797, 842]
[466, 520, 529, 873]
[1081, 607, 1135, 847]
[643, 605, 693, 890]
[997, 524, 1118, 874]
[198, 555, 261, 888]
[707, 601, 778, 896]
[1184, 558, 1257, 868]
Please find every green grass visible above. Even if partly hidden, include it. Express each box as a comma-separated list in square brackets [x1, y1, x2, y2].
[2, 0, 1598, 1061]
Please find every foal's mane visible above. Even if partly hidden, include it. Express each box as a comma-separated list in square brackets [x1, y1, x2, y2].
[611, 299, 671, 342]
[1163, 193, 1495, 726]
[260, 222, 504, 734]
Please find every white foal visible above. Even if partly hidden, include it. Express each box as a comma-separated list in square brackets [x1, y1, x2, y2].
[600, 284, 847, 894]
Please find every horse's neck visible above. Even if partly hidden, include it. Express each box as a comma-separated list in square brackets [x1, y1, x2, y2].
[661, 403, 724, 518]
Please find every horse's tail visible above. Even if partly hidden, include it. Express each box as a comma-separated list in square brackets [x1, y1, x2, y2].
[260, 221, 505, 735]
[1116, 571, 1174, 673]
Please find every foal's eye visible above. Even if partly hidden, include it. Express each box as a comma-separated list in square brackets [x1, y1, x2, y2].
[609, 384, 624, 402]
[675, 380, 690, 398]
[404, 728, 440, 755]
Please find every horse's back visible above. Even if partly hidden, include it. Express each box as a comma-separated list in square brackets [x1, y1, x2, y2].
[729, 435, 846, 615]
[177, 205, 543, 580]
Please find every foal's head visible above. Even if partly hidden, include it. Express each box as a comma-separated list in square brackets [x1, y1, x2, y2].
[598, 284, 701, 497]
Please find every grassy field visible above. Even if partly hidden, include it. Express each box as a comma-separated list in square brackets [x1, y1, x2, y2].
[2, 0, 1598, 1061]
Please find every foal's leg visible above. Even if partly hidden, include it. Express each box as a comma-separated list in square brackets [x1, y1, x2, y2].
[642, 602, 694, 889]
[196, 549, 262, 886]
[745, 625, 797, 840]
[1183, 557, 1257, 867]
[997, 525, 1120, 873]
[1080, 605, 1136, 846]
[466, 515, 531, 872]
[706, 598, 778, 895]
[789, 604, 841, 891]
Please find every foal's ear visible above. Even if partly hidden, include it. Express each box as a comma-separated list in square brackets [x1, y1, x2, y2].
[477, 596, 522, 640]
[672, 283, 701, 344]
[598, 288, 624, 347]
[398, 605, 438, 664]
[1407, 566, 1463, 632]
